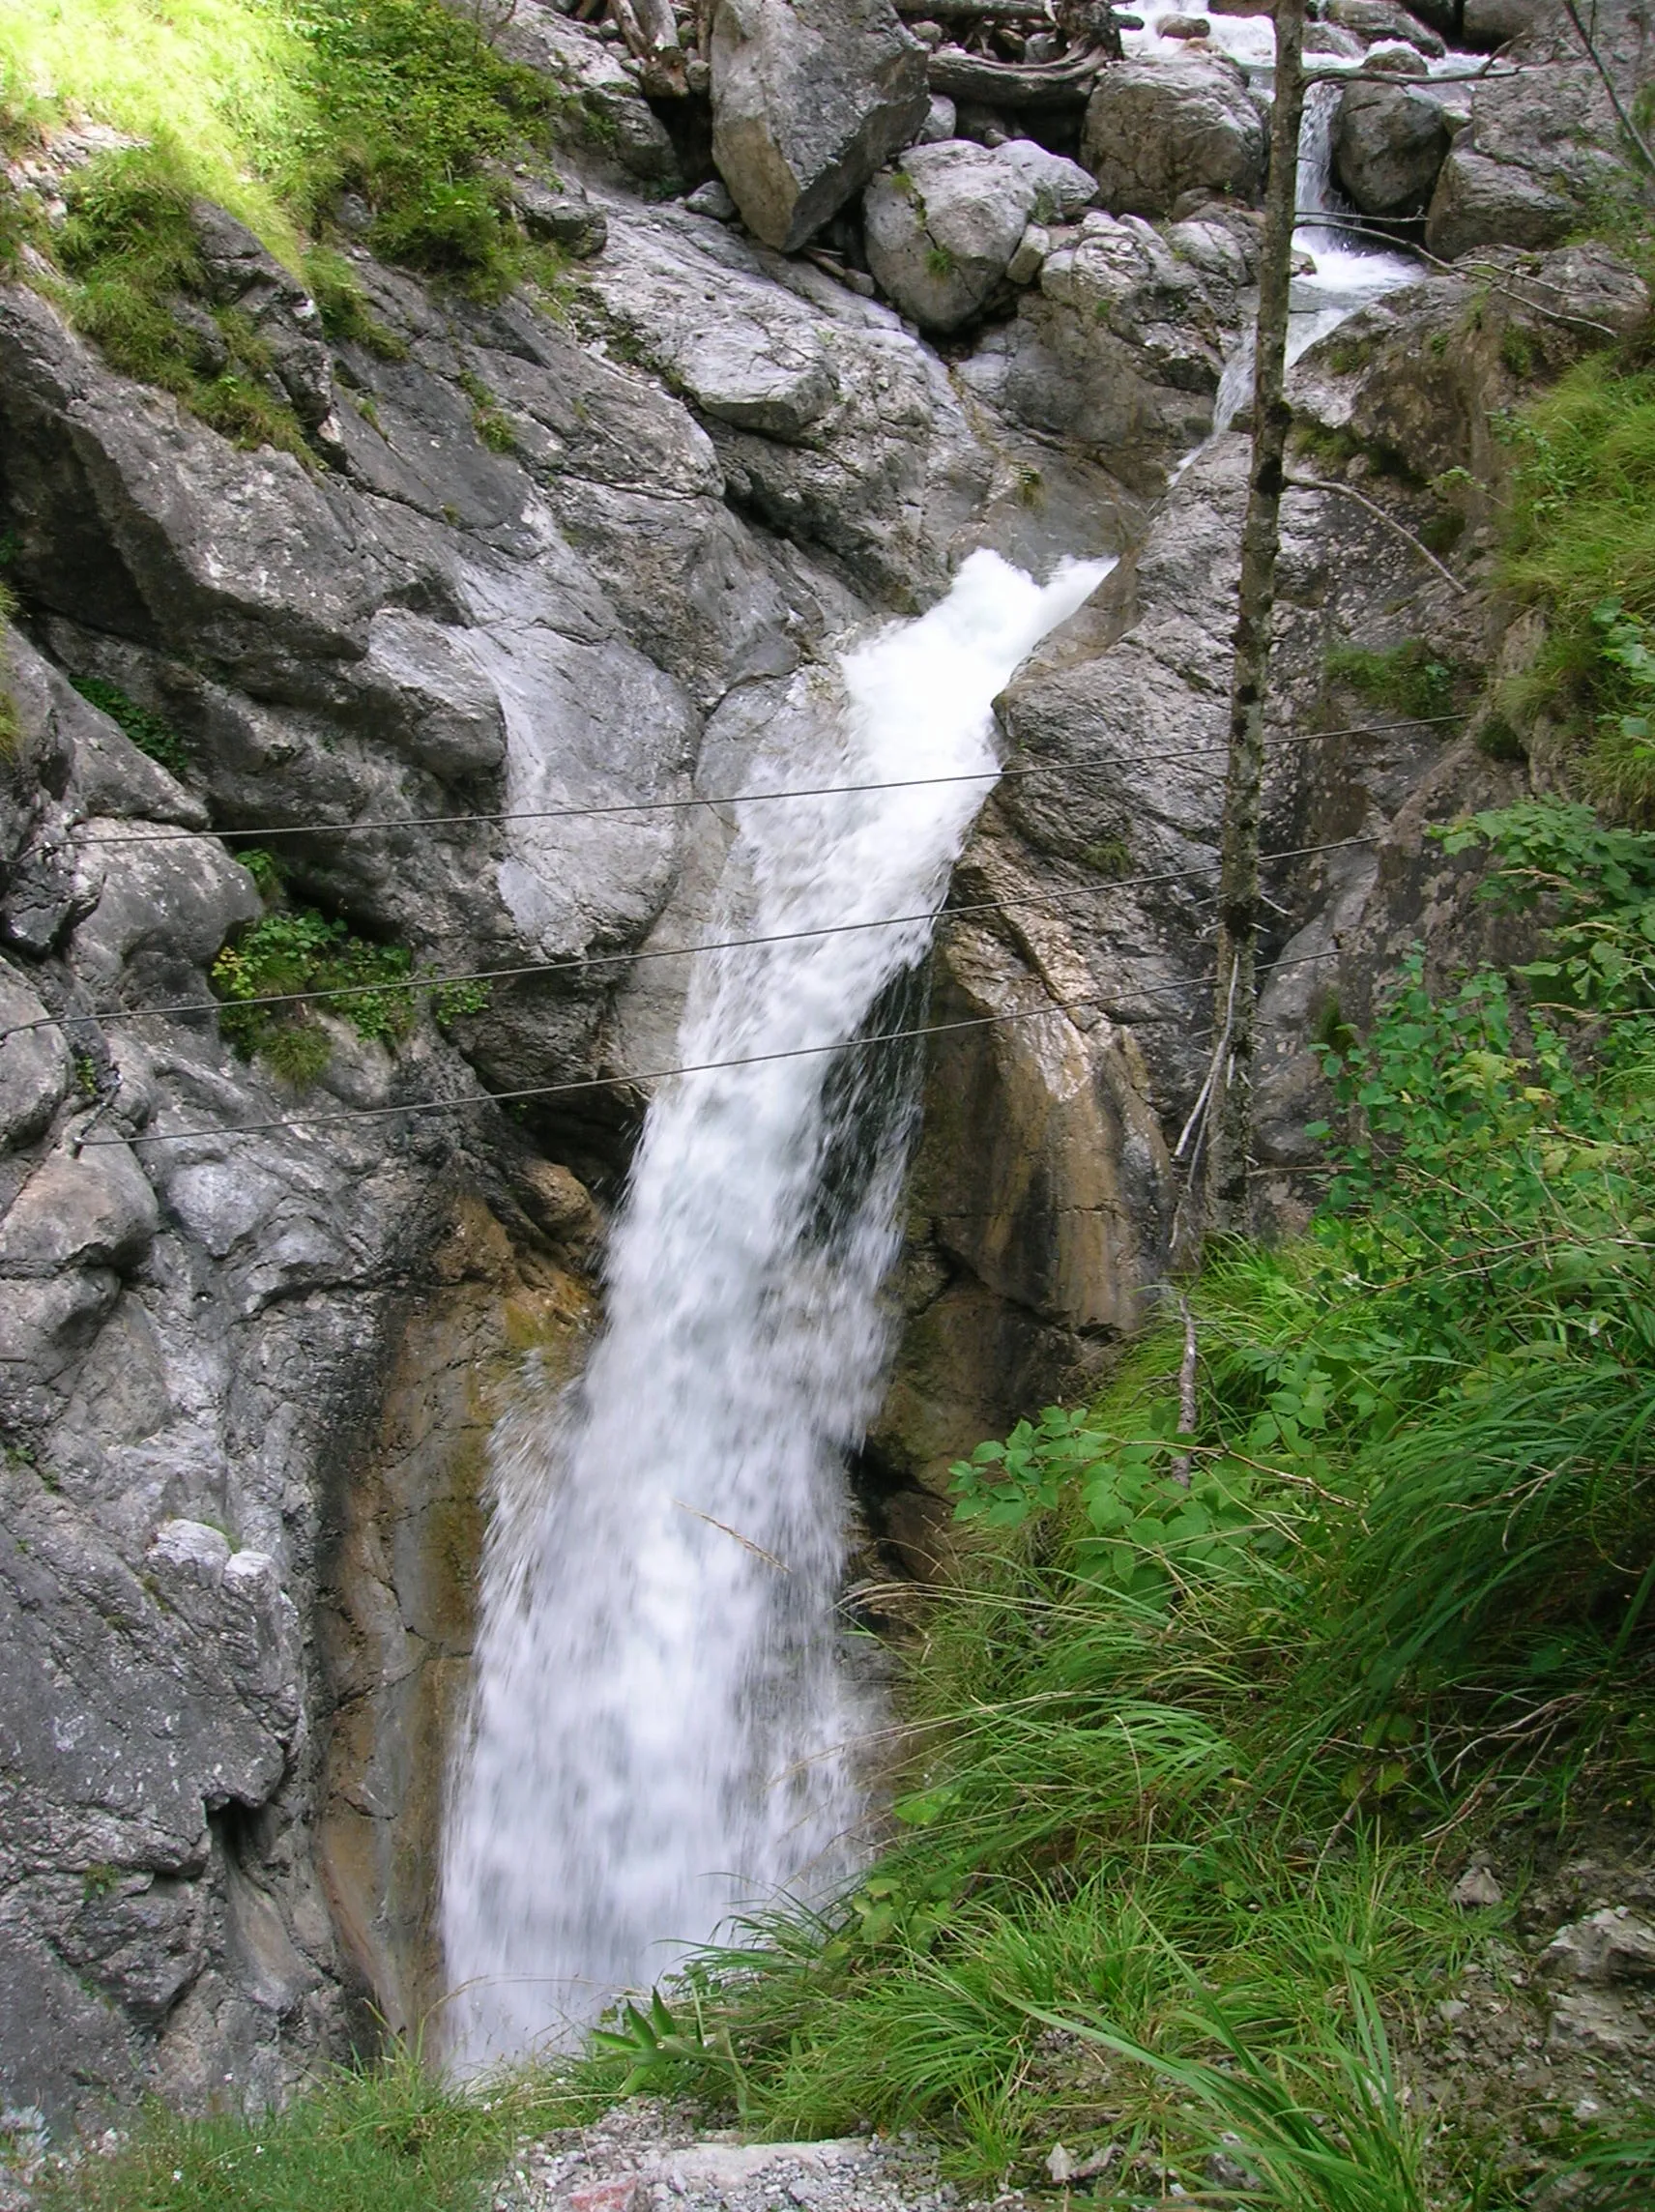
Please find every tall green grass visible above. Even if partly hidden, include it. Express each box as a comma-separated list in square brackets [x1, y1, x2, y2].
[43, 2047, 606, 2212]
[0, 0, 568, 433]
[0, 0, 312, 254]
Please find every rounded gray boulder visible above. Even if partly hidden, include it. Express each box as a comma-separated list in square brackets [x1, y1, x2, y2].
[1081, 55, 1265, 220]
[1333, 81, 1452, 218]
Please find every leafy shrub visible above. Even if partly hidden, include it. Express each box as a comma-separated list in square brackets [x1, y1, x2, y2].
[950, 1402, 1266, 1607]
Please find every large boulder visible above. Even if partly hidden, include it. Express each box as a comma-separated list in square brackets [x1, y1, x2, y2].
[1081, 55, 1265, 218]
[1324, 0, 1446, 54]
[863, 138, 1095, 332]
[1425, 62, 1635, 261]
[710, 0, 929, 252]
[1425, 148, 1574, 260]
[1334, 81, 1452, 218]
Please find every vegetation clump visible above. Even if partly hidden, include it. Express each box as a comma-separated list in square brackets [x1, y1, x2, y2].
[0, 0, 570, 444]
[53, 140, 314, 458]
[70, 673, 192, 778]
[1323, 637, 1465, 724]
[212, 861, 417, 1087]
[552, 800, 1655, 2208]
[1499, 358, 1655, 821]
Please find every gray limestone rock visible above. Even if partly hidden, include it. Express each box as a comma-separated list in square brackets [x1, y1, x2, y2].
[710, 0, 930, 251]
[1426, 145, 1576, 261]
[489, 5, 682, 185]
[1542, 1908, 1655, 1986]
[1324, 0, 1446, 54]
[189, 200, 334, 431]
[1334, 81, 1452, 218]
[1081, 55, 1265, 218]
[0, 1144, 160, 1278]
[510, 175, 609, 259]
[672, 322, 842, 436]
[956, 210, 1242, 494]
[0, 968, 70, 1150]
[1425, 62, 1636, 262]
[865, 141, 1040, 331]
[864, 139, 1097, 333]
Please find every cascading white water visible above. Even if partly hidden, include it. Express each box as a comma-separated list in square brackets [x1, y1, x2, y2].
[440, 548, 1112, 2067]
[1210, 77, 1420, 436]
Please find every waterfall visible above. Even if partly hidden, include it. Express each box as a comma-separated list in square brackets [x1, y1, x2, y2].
[440, 549, 1113, 2067]
[1211, 77, 1418, 437]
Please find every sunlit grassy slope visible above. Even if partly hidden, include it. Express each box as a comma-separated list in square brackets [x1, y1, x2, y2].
[0, 0, 312, 254]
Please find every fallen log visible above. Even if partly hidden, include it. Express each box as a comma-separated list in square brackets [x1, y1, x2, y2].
[926, 39, 1114, 104]
[607, 0, 687, 93]
[896, 1, 1057, 19]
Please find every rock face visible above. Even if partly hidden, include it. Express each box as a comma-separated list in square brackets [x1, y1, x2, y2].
[958, 208, 1252, 497]
[710, 0, 930, 251]
[1334, 82, 1452, 218]
[1425, 63, 1636, 261]
[1082, 55, 1265, 218]
[863, 139, 1096, 332]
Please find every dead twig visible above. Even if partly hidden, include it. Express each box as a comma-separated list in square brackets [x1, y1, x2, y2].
[1284, 473, 1468, 596]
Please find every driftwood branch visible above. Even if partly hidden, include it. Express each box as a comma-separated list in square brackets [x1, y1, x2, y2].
[608, 0, 686, 92]
[897, 0, 1057, 19]
[1285, 474, 1468, 595]
[927, 41, 1113, 105]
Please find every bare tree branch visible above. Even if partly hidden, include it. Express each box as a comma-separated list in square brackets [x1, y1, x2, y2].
[1284, 474, 1468, 595]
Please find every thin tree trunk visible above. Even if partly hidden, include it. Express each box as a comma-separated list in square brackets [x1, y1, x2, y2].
[1202, 0, 1307, 1238]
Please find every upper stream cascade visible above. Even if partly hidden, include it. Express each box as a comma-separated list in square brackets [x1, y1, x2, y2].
[441, 552, 1112, 2066]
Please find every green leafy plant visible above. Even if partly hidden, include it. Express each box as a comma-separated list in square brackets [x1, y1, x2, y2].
[590, 1988, 750, 2114]
[70, 673, 191, 777]
[212, 906, 416, 1085]
[950, 1402, 1268, 1606]
[431, 975, 493, 1030]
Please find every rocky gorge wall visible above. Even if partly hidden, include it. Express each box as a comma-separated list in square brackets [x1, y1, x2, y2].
[0, 0, 1650, 2136]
